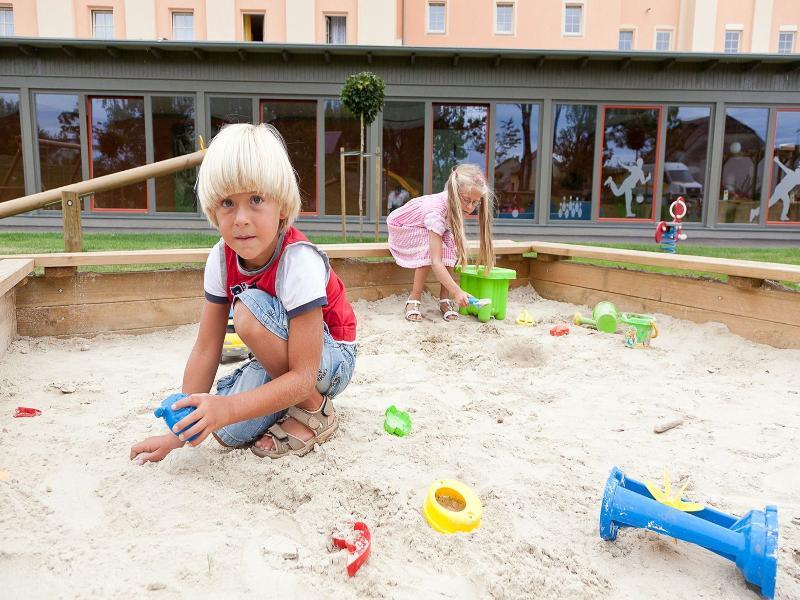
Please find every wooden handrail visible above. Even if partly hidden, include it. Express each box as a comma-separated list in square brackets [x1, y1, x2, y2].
[0, 149, 206, 219]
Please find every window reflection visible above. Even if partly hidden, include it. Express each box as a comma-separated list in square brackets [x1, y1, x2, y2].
[262, 100, 318, 214]
[550, 104, 595, 221]
[494, 103, 539, 220]
[661, 106, 711, 222]
[35, 94, 81, 210]
[382, 101, 424, 215]
[766, 109, 800, 224]
[0, 93, 24, 203]
[432, 103, 488, 193]
[324, 99, 361, 216]
[599, 106, 660, 220]
[210, 97, 252, 139]
[718, 107, 768, 224]
[153, 96, 196, 213]
[89, 96, 146, 210]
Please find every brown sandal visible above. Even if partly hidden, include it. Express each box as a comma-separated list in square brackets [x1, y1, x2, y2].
[251, 396, 338, 459]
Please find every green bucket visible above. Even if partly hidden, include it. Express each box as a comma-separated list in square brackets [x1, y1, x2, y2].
[620, 313, 658, 348]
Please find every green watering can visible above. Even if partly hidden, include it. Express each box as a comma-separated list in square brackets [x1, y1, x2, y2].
[573, 301, 620, 334]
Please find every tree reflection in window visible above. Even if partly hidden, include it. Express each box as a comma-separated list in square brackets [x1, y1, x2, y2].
[153, 96, 196, 213]
[0, 93, 24, 203]
[35, 94, 81, 209]
[432, 103, 488, 194]
[550, 104, 595, 221]
[661, 106, 711, 222]
[494, 103, 539, 219]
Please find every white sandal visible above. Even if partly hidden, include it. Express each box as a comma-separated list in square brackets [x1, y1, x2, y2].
[439, 299, 459, 322]
[404, 299, 422, 322]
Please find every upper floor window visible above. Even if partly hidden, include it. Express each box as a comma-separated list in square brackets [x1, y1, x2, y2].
[564, 4, 582, 36]
[92, 10, 114, 39]
[243, 13, 265, 41]
[0, 7, 14, 36]
[655, 30, 671, 51]
[428, 2, 445, 34]
[724, 29, 741, 53]
[172, 12, 194, 41]
[618, 30, 633, 50]
[778, 30, 795, 54]
[495, 3, 514, 34]
[325, 15, 346, 44]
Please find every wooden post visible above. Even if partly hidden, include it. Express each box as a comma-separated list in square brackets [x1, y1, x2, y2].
[61, 190, 83, 252]
[374, 145, 381, 241]
[339, 147, 347, 240]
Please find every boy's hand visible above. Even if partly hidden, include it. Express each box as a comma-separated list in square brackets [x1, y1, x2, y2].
[130, 434, 183, 465]
[171, 393, 231, 446]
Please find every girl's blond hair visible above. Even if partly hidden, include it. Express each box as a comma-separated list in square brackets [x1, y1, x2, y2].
[445, 164, 495, 273]
[196, 123, 301, 230]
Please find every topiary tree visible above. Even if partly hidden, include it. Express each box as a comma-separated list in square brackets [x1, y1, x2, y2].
[340, 71, 385, 239]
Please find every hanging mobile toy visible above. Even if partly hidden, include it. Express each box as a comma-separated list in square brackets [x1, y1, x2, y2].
[655, 197, 688, 254]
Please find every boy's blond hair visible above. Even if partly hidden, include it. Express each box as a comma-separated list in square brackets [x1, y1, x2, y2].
[196, 123, 301, 230]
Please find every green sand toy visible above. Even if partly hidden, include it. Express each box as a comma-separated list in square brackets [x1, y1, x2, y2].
[573, 301, 621, 333]
[457, 265, 517, 322]
[384, 405, 412, 437]
[620, 313, 658, 348]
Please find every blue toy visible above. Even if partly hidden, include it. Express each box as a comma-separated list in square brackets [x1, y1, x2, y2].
[154, 393, 200, 442]
[599, 467, 778, 598]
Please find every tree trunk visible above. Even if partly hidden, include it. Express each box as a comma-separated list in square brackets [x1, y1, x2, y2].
[359, 113, 364, 241]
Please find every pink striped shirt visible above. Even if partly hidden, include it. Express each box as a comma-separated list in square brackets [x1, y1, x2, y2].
[386, 190, 457, 268]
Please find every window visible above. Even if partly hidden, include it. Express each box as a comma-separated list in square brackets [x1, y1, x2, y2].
[324, 99, 361, 215]
[724, 30, 741, 53]
[495, 3, 513, 34]
[551, 104, 595, 221]
[0, 6, 14, 36]
[92, 10, 114, 39]
[655, 30, 671, 51]
[209, 97, 252, 139]
[778, 31, 795, 54]
[35, 94, 82, 200]
[564, 4, 582, 36]
[661, 106, 711, 222]
[618, 30, 633, 51]
[766, 109, 800, 223]
[599, 106, 661, 220]
[152, 96, 196, 213]
[382, 102, 424, 215]
[428, 2, 445, 33]
[494, 103, 540, 219]
[172, 12, 194, 41]
[432, 103, 488, 194]
[0, 93, 23, 202]
[243, 13, 265, 41]
[325, 15, 346, 44]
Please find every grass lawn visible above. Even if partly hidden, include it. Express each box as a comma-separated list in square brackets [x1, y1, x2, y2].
[0, 232, 797, 290]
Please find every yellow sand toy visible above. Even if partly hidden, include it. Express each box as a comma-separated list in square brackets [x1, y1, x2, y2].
[422, 479, 483, 534]
[644, 470, 704, 512]
[515, 309, 535, 326]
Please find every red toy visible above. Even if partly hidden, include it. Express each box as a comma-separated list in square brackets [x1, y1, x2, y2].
[549, 324, 570, 336]
[13, 407, 42, 418]
[331, 521, 371, 577]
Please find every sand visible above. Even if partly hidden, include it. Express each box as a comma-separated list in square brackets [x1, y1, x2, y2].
[1, 285, 799, 599]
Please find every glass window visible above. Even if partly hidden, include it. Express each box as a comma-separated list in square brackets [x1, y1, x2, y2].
[494, 103, 539, 220]
[655, 30, 671, 51]
[382, 101, 424, 216]
[496, 3, 513, 34]
[0, 7, 14, 36]
[0, 93, 23, 202]
[325, 15, 346, 44]
[173, 12, 194, 40]
[262, 100, 318, 214]
[209, 97, 252, 139]
[243, 13, 265, 41]
[152, 96, 196, 213]
[428, 2, 445, 33]
[550, 104, 595, 221]
[778, 31, 795, 54]
[432, 103, 488, 193]
[724, 30, 741, 53]
[324, 99, 361, 216]
[717, 107, 768, 224]
[618, 30, 633, 51]
[564, 5, 582, 35]
[599, 106, 661, 220]
[35, 94, 82, 204]
[92, 10, 114, 39]
[766, 109, 800, 224]
[661, 106, 711, 222]
[88, 96, 147, 210]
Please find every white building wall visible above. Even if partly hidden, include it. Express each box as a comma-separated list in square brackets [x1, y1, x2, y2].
[206, 0, 236, 41]
[36, 0, 74, 38]
[357, 0, 400, 45]
[124, 0, 156, 39]
[750, 0, 773, 53]
[286, 0, 315, 44]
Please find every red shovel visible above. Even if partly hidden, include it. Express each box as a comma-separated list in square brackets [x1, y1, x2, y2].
[331, 521, 371, 577]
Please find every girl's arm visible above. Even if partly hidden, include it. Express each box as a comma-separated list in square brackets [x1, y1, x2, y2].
[182, 300, 229, 394]
[429, 231, 470, 307]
